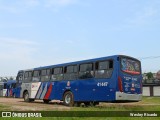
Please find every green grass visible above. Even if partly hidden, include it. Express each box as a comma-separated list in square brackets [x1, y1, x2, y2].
[1, 117, 160, 120]
[72, 97, 160, 111]
[0, 97, 160, 120]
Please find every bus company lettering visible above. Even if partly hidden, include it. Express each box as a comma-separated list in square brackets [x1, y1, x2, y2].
[12, 112, 42, 117]
[97, 82, 108, 87]
[130, 112, 158, 117]
[124, 76, 138, 81]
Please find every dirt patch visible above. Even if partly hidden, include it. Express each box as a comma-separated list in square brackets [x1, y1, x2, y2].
[0, 97, 160, 111]
[0, 98, 70, 111]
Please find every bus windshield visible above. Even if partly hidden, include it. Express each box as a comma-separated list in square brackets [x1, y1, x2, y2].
[121, 57, 141, 75]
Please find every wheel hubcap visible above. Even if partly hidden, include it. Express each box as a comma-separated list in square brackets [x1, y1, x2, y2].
[65, 94, 71, 104]
[25, 93, 28, 100]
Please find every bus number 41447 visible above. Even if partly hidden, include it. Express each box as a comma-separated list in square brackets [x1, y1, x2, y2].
[97, 82, 108, 87]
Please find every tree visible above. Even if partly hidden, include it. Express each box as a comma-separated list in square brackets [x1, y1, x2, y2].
[146, 72, 153, 80]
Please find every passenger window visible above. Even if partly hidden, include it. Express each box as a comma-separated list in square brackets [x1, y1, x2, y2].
[41, 69, 51, 82]
[64, 65, 78, 80]
[95, 60, 113, 78]
[51, 67, 63, 81]
[32, 70, 40, 82]
[24, 71, 32, 83]
[79, 63, 94, 79]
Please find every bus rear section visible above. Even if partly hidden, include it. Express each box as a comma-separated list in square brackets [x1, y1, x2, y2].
[0, 82, 7, 97]
[116, 56, 142, 101]
[5, 80, 16, 97]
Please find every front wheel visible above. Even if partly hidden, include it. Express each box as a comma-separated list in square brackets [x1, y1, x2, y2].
[24, 91, 34, 102]
[24, 91, 29, 102]
[63, 91, 74, 107]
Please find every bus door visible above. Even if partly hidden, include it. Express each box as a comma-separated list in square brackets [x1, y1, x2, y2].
[15, 71, 23, 97]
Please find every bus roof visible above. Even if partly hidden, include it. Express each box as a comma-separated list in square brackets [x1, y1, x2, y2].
[7, 80, 16, 84]
[19, 55, 140, 72]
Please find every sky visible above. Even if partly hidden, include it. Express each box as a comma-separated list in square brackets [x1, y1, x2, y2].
[0, 0, 160, 76]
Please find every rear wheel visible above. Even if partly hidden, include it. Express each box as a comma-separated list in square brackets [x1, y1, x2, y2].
[63, 91, 74, 106]
[43, 99, 50, 104]
[84, 102, 90, 107]
[90, 102, 99, 106]
[74, 102, 81, 107]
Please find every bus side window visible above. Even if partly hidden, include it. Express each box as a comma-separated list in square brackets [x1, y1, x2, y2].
[24, 71, 32, 83]
[51, 67, 63, 81]
[41, 69, 51, 82]
[64, 65, 78, 80]
[95, 60, 113, 79]
[16, 72, 23, 87]
[79, 63, 94, 79]
[16, 72, 23, 82]
[32, 70, 40, 82]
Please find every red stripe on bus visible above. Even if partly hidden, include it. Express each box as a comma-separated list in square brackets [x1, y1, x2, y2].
[118, 76, 123, 92]
[44, 83, 52, 99]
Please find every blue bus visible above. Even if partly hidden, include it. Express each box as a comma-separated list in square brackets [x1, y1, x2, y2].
[15, 55, 142, 106]
[5, 80, 16, 97]
[0, 81, 7, 96]
[0, 80, 16, 97]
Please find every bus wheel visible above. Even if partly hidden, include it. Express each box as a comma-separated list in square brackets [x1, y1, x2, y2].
[24, 91, 29, 102]
[90, 102, 99, 106]
[84, 102, 90, 107]
[63, 91, 74, 107]
[74, 102, 81, 107]
[43, 99, 50, 104]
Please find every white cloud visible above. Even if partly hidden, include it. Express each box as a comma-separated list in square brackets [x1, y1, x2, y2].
[0, 0, 40, 14]
[0, 0, 78, 14]
[23, 0, 40, 7]
[45, 0, 77, 8]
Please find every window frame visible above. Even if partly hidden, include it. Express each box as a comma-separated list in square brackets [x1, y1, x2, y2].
[53, 67, 63, 75]
[40, 69, 51, 82]
[120, 56, 141, 75]
[33, 70, 40, 77]
[23, 71, 33, 83]
[95, 59, 114, 79]
[78, 62, 94, 79]
[64, 65, 78, 80]
[51, 67, 64, 81]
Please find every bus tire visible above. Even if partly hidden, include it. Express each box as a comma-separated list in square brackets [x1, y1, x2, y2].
[90, 102, 99, 106]
[84, 102, 90, 107]
[24, 91, 30, 102]
[43, 99, 50, 104]
[63, 91, 74, 107]
[29, 99, 35, 102]
[74, 102, 81, 107]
